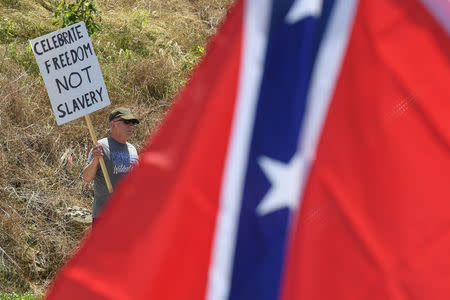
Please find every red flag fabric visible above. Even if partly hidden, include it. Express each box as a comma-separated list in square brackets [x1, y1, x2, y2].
[282, 1, 450, 299]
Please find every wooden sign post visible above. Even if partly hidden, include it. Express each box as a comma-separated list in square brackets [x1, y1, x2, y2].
[84, 115, 113, 193]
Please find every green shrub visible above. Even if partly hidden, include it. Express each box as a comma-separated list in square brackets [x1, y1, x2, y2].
[52, 0, 101, 35]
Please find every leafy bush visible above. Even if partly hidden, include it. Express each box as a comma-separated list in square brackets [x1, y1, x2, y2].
[52, 0, 101, 35]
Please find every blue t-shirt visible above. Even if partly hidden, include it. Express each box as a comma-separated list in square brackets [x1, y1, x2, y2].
[86, 137, 138, 218]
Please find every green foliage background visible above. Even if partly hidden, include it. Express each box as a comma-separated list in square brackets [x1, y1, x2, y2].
[0, 293, 41, 300]
[53, 0, 101, 35]
[0, 0, 233, 295]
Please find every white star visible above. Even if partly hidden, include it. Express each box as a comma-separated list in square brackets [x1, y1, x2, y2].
[256, 153, 306, 216]
[285, 0, 324, 24]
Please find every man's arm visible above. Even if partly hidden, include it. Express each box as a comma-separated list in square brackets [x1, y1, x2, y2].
[82, 145, 103, 182]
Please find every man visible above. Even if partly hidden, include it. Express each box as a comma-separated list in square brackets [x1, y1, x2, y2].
[83, 107, 139, 222]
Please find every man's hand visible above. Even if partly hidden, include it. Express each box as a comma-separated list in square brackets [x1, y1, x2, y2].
[91, 144, 103, 161]
[83, 145, 103, 182]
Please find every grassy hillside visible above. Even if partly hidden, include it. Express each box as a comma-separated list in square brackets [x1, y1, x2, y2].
[0, 0, 233, 293]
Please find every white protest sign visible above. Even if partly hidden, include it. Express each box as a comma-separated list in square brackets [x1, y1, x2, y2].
[30, 21, 110, 125]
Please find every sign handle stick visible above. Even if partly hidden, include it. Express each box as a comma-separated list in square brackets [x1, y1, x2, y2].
[84, 114, 113, 193]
